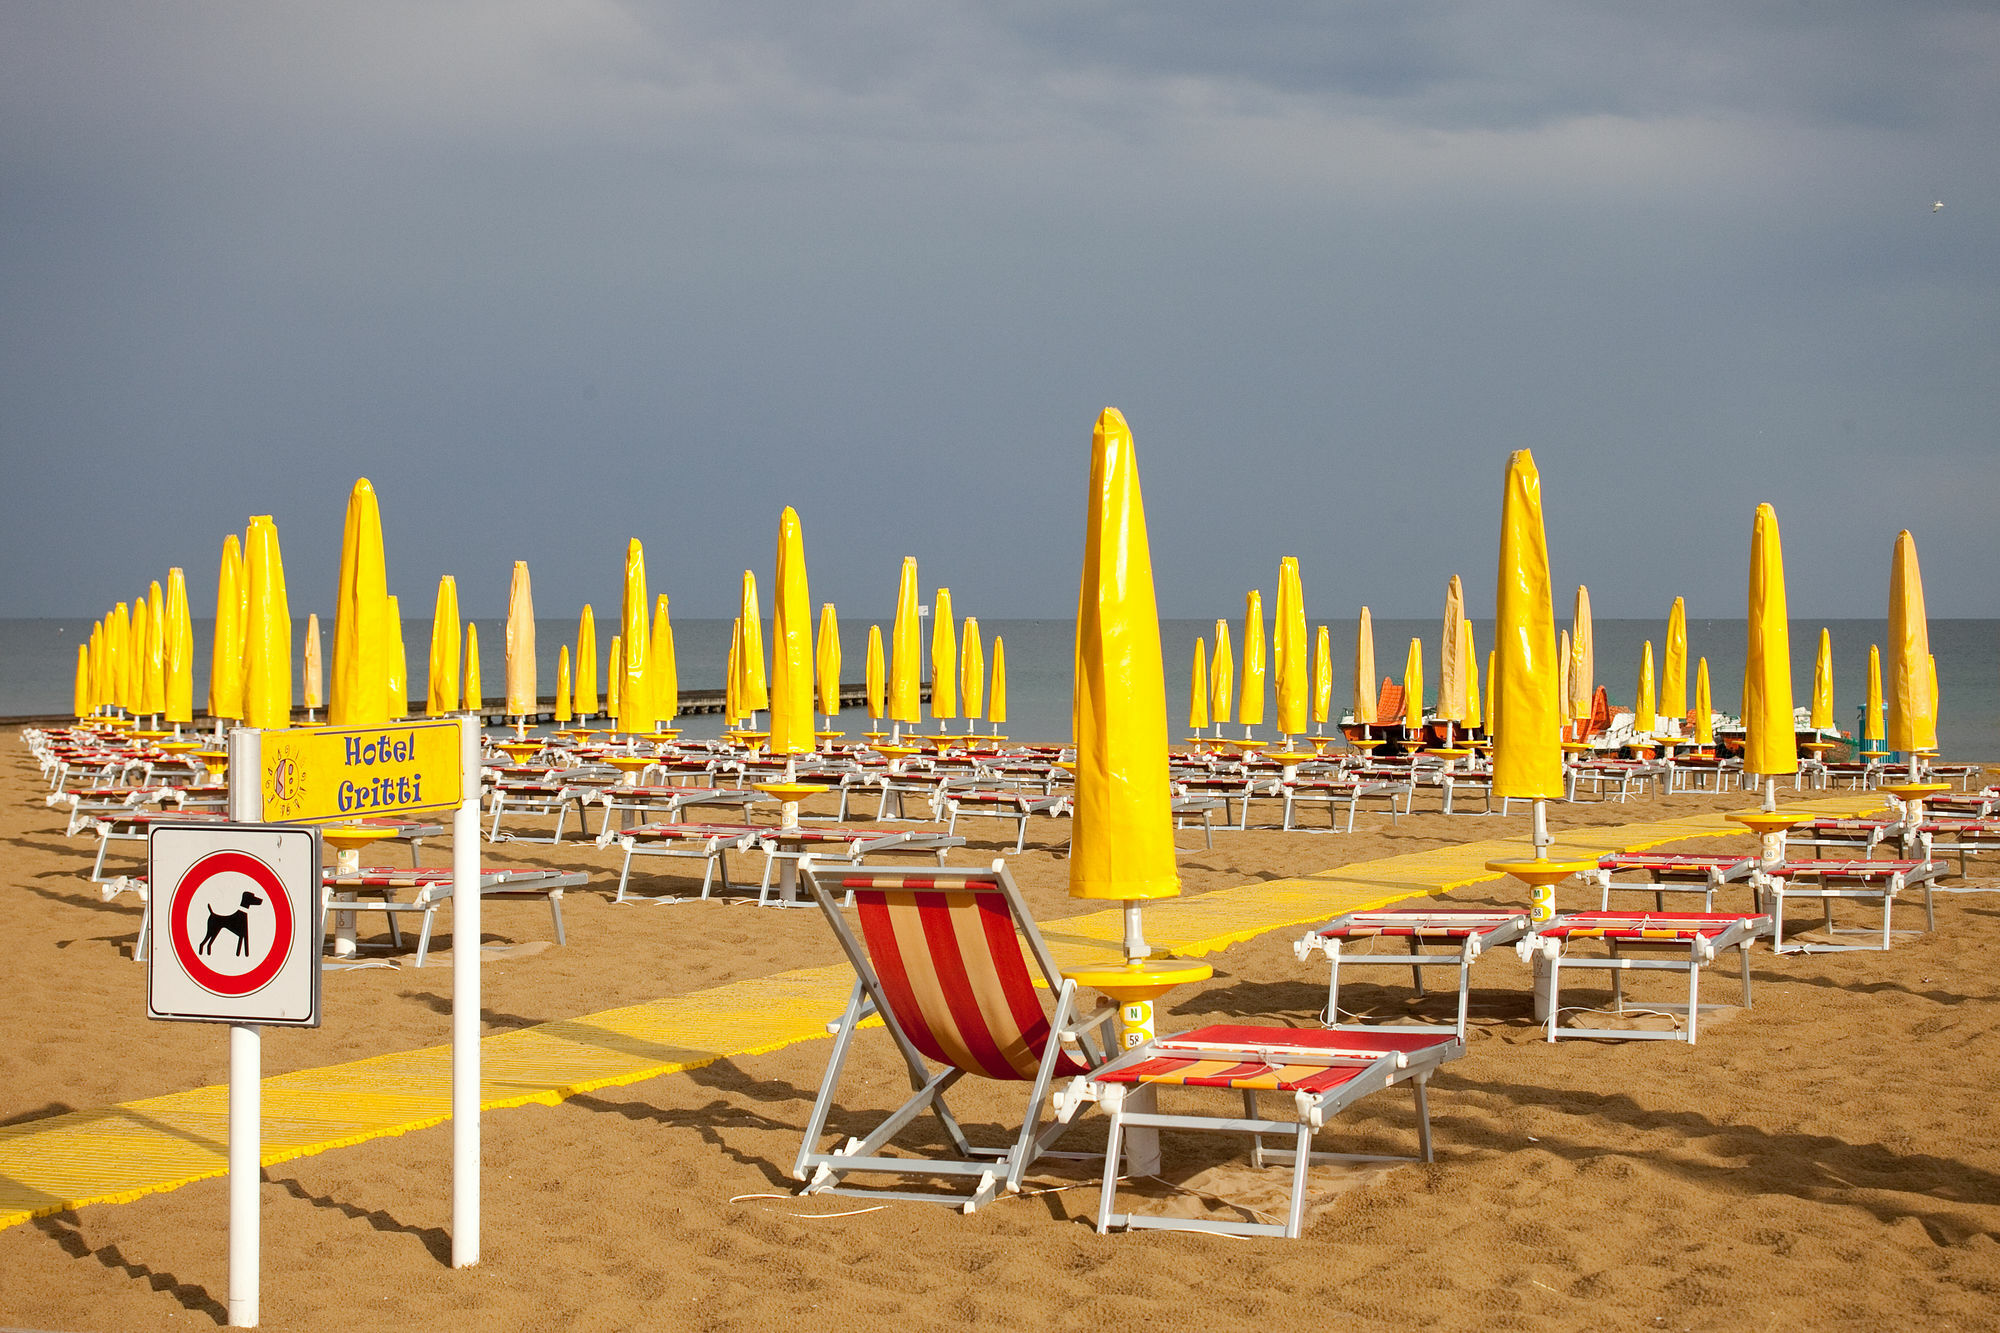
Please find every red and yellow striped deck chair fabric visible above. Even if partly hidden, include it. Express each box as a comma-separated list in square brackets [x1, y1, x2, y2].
[794, 862, 1116, 1212]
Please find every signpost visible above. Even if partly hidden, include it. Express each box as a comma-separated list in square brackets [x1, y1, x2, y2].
[148, 820, 323, 1329]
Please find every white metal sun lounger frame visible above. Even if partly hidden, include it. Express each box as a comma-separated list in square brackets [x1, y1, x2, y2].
[1295, 909, 1531, 1039]
[1518, 912, 1769, 1044]
[1763, 858, 1940, 953]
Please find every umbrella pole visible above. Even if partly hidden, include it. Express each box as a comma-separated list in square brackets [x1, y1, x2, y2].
[1762, 775, 1777, 813]
[1532, 798, 1550, 860]
[1123, 902, 1147, 965]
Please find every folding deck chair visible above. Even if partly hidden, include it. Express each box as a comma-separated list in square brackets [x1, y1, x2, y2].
[794, 862, 1117, 1212]
[1085, 1027, 1461, 1238]
[1518, 911, 1769, 1043]
[1295, 909, 1530, 1039]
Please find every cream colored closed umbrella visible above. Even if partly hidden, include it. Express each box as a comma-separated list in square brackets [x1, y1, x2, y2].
[504, 561, 536, 735]
[1569, 586, 1594, 726]
[1437, 575, 1465, 739]
[1887, 531, 1935, 763]
[301, 612, 323, 722]
[1557, 630, 1572, 739]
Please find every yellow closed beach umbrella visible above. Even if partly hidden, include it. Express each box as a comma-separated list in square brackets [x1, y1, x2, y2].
[1239, 590, 1266, 732]
[739, 571, 769, 716]
[603, 637, 620, 717]
[1273, 559, 1308, 738]
[1931, 655, 1941, 739]
[989, 637, 1008, 732]
[463, 623, 483, 713]
[1886, 530, 1935, 755]
[769, 507, 815, 757]
[1189, 637, 1209, 731]
[142, 581, 167, 719]
[1402, 637, 1424, 735]
[87, 620, 102, 714]
[1437, 575, 1465, 728]
[1484, 649, 1497, 739]
[960, 616, 984, 722]
[427, 575, 460, 715]
[1635, 640, 1656, 733]
[575, 606, 599, 721]
[1491, 450, 1565, 810]
[653, 596, 678, 728]
[301, 612, 323, 720]
[1862, 645, 1885, 755]
[930, 587, 957, 723]
[504, 562, 536, 725]
[240, 515, 292, 731]
[1070, 407, 1183, 964]
[1569, 586, 1594, 724]
[1461, 619, 1481, 730]
[1353, 607, 1376, 727]
[554, 648, 572, 725]
[1210, 620, 1234, 729]
[889, 558, 921, 730]
[1744, 503, 1798, 798]
[331, 480, 390, 727]
[618, 540, 649, 735]
[210, 536, 245, 723]
[1695, 657, 1714, 746]
[130, 593, 153, 716]
[110, 601, 132, 713]
[1662, 597, 1688, 729]
[1313, 625, 1334, 732]
[1810, 628, 1835, 731]
[865, 625, 885, 723]
[816, 603, 842, 719]
[386, 595, 409, 719]
[72, 643, 90, 718]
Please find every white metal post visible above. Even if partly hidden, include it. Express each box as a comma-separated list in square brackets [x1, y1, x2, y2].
[226, 727, 262, 1327]
[452, 712, 481, 1267]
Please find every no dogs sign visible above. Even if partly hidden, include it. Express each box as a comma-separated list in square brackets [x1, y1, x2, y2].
[148, 823, 324, 1027]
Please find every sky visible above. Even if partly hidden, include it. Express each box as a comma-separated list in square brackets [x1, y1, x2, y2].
[3, 2, 1995, 627]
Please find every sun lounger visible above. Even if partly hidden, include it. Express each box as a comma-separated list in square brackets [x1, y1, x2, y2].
[1764, 858, 1940, 953]
[1567, 758, 1666, 803]
[322, 864, 586, 966]
[1518, 911, 1768, 1043]
[1084, 1026, 1462, 1238]
[593, 785, 768, 836]
[1919, 819, 2000, 877]
[930, 787, 1071, 852]
[598, 822, 764, 902]
[793, 863, 1118, 1211]
[1279, 778, 1412, 832]
[1584, 853, 1757, 912]
[1792, 816, 1903, 861]
[1295, 909, 1530, 1038]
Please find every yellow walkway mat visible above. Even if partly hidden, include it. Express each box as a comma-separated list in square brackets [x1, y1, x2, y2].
[0, 794, 1881, 1230]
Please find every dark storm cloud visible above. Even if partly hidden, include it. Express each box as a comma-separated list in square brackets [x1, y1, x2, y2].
[1, 2, 1994, 629]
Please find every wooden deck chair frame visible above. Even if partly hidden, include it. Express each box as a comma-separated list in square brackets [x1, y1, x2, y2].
[794, 860, 1117, 1212]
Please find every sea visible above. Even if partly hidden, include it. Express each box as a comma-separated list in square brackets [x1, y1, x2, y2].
[5, 617, 1995, 760]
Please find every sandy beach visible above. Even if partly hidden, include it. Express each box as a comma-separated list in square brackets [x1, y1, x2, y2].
[2, 744, 1997, 1331]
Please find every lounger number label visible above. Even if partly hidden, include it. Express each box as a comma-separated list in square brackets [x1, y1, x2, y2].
[149, 823, 323, 1027]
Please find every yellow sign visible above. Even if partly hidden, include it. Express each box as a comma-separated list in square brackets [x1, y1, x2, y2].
[260, 721, 462, 824]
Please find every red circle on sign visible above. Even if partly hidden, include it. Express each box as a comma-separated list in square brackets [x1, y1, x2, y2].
[169, 850, 295, 996]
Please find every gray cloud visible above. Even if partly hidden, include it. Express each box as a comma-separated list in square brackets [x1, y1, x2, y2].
[1, 2, 1994, 629]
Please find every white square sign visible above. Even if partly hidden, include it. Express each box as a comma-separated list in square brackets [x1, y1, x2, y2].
[148, 822, 324, 1026]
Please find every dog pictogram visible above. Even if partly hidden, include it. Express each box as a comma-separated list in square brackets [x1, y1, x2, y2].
[197, 890, 266, 957]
